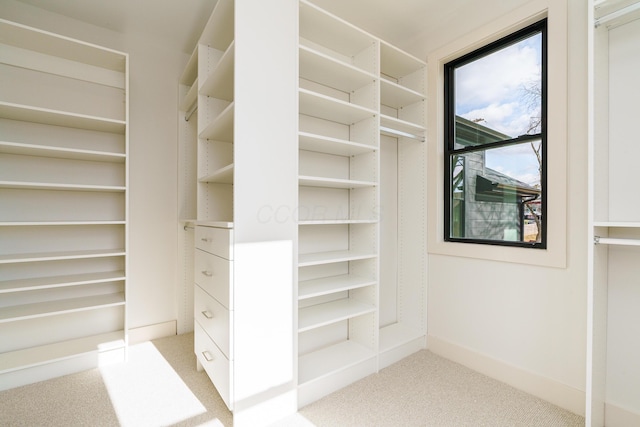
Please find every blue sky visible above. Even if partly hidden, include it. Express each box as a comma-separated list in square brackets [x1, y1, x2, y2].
[455, 33, 542, 186]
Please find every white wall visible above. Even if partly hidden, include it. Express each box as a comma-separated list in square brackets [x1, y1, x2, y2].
[2, 1, 187, 335]
[425, 0, 588, 416]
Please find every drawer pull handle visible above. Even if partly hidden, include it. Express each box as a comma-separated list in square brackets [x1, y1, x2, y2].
[201, 310, 213, 319]
[201, 237, 212, 242]
[202, 351, 214, 362]
[201, 270, 213, 277]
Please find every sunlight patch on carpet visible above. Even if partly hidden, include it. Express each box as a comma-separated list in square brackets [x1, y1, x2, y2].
[99, 341, 212, 426]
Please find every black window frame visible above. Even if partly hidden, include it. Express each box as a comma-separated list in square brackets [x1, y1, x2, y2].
[444, 19, 548, 249]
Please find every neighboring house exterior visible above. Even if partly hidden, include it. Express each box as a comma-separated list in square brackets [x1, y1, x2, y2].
[452, 116, 541, 242]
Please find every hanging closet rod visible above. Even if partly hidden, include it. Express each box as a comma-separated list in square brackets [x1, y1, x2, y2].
[594, 236, 640, 246]
[185, 104, 198, 122]
[595, 1, 640, 27]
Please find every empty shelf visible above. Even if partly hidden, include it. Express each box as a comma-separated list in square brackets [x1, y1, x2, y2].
[199, 164, 234, 184]
[299, 89, 376, 125]
[199, 102, 234, 142]
[0, 271, 126, 294]
[298, 132, 376, 156]
[298, 340, 376, 384]
[0, 141, 125, 162]
[299, 45, 376, 93]
[298, 250, 377, 267]
[299, 274, 376, 300]
[0, 249, 126, 264]
[0, 102, 126, 134]
[298, 298, 376, 332]
[299, 175, 376, 189]
[0, 293, 125, 323]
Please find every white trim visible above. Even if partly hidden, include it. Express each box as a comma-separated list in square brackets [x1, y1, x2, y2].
[428, 335, 585, 416]
[128, 321, 177, 345]
[426, 0, 568, 268]
[605, 402, 640, 427]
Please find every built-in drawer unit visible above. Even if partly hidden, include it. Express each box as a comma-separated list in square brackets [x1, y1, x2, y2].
[195, 225, 233, 260]
[195, 322, 232, 409]
[194, 284, 232, 359]
[194, 248, 233, 309]
[193, 223, 234, 410]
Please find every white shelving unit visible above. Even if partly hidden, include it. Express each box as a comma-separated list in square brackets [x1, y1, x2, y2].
[177, 0, 426, 418]
[587, 1, 640, 425]
[378, 41, 427, 368]
[0, 18, 128, 390]
[180, 1, 298, 425]
[297, 0, 380, 406]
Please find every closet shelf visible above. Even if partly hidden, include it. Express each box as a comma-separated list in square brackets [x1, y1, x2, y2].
[299, 45, 376, 93]
[595, 1, 640, 28]
[298, 132, 376, 156]
[298, 298, 376, 332]
[299, 175, 376, 189]
[380, 78, 425, 109]
[0, 102, 126, 134]
[299, 89, 376, 125]
[199, 0, 234, 51]
[180, 47, 198, 86]
[298, 340, 376, 385]
[380, 115, 425, 140]
[199, 163, 234, 184]
[0, 180, 126, 192]
[180, 77, 198, 112]
[0, 221, 125, 226]
[200, 42, 234, 102]
[593, 221, 640, 228]
[297, 219, 377, 225]
[0, 19, 126, 72]
[380, 41, 425, 81]
[298, 250, 377, 267]
[0, 249, 126, 265]
[0, 141, 125, 163]
[199, 102, 234, 142]
[0, 330, 126, 374]
[299, 1, 376, 60]
[0, 293, 125, 323]
[0, 271, 126, 294]
[594, 236, 640, 246]
[299, 274, 376, 300]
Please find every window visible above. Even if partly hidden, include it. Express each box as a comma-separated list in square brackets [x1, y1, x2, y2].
[444, 19, 547, 248]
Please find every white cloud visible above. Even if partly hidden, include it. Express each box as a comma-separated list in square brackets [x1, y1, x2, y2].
[460, 103, 533, 137]
[455, 36, 541, 118]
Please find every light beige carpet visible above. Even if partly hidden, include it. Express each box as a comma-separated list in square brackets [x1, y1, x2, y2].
[0, 333, 584, 426]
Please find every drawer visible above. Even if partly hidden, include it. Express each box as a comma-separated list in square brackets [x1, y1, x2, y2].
[195, 284, 232, 359]
[195, 249, 233, 309]
[195, 226, 233, 260]
[195, 323, 232, 410]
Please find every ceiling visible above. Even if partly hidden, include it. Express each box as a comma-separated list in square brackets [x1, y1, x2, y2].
[13, 0, 529, 58]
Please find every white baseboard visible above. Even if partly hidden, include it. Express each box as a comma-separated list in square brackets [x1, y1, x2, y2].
[379, 337, 426, 370]
[0, 322, 176, 392]
[129, 320, 177, 345]
[606, 402, 640, 427]
[0, 346, 125, 392]
[427, 335, 585, 416]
